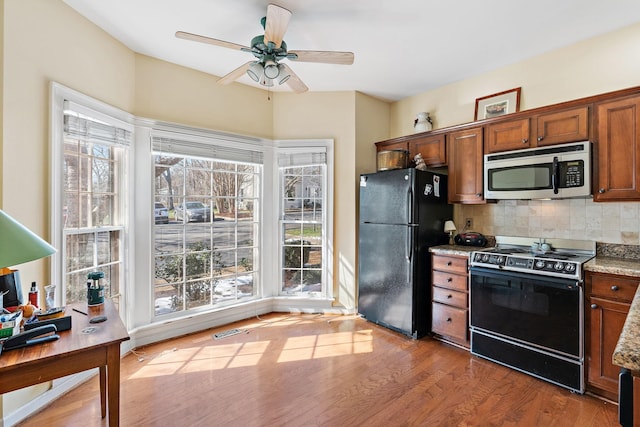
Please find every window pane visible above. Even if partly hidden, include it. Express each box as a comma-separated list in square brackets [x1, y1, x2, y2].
[280, 161, 325, 295]
[153, 152, 261, 316]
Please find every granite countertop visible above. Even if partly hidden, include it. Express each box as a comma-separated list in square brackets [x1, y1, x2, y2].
[429, 244, 480, 257]
[584, 256, 640, 277]
[613, 284, 640, 371]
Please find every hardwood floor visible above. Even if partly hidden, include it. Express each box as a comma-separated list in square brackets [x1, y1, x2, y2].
[18, 313, 618, 426]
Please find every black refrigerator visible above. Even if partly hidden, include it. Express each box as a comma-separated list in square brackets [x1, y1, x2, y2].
[357, 168, 452, 338]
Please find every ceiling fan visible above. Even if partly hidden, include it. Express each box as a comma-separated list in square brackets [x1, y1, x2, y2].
[176, 3, 354, 93]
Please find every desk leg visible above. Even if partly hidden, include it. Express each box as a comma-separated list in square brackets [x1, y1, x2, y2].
[106, 343, 122, 427]
[99, 365, 107, 418]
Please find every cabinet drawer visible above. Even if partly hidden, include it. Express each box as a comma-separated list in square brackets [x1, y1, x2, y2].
[432, 286, 467, 308]
[432, 270, 467, 292]
[590, 274, 639, 302]
[432, 302, 467, 342]
[432, 255, 468, 275]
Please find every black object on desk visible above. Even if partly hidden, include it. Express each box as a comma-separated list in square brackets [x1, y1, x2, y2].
[0, 324, 59, 355]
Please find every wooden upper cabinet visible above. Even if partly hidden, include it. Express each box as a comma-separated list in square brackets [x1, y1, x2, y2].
[375, 133, 446, 167]
[408, 134, 446, 167]
[485, 106, 590, 153]
[594, 95, 640, 201]
[536, 106, 589, 146]
[486, 118, 531, 153]
[448, 127, 485, 204]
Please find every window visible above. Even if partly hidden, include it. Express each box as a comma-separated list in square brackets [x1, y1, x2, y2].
[55, 98, 132, 306]
[279, 150, 328, 296]
[152, 134, 261, 316]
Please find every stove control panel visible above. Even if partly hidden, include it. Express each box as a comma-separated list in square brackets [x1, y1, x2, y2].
[532, 259, 577, 275]
[471, 252, 582, 279]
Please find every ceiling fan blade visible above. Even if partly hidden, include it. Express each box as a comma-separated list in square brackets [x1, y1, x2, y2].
[217, 61, 253, 85]
[288, 50, 354, 65]
[280, 64, 308, 94]
[263, 4, 291, 49]
[175, 31, 250, 51]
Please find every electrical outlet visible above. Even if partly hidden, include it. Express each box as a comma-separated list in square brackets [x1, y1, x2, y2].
[465, 218, 473, 229]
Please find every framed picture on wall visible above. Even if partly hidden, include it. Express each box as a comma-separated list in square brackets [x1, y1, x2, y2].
[474, 87, 521, 120]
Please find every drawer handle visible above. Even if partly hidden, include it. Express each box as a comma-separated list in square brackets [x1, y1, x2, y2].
[611, 285, 619, 291]
[591, 303, 598, 309]
[446, 318, 452, 322]
[447, 261, 452, 266]
[447, 294, 453, 299]
[447, 277, 453, 282]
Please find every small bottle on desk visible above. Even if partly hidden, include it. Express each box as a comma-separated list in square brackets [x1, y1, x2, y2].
[28, 281, 39, 308]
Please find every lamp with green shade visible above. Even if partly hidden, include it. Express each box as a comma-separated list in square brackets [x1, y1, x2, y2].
[0, 209, 57, 309]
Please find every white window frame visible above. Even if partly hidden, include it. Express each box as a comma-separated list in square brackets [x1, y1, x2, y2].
[274, 140, 334, 303]
[49, 82, 135, 320]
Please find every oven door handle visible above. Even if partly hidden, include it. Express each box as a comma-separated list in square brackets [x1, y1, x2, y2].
[552, 156, 559, 194]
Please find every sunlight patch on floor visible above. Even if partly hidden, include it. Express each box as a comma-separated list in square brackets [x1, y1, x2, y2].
[127, 328, 373, 379]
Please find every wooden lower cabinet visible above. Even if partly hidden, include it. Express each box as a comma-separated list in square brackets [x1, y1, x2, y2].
[431, 253, 469, 348]
[586, 271, 640, 400]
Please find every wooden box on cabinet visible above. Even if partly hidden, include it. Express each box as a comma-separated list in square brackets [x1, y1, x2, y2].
[431, 254, 469, 347]
[586, 271, 640, 401]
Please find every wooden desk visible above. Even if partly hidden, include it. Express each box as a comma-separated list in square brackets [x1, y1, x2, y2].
[0, 300, 129, 426]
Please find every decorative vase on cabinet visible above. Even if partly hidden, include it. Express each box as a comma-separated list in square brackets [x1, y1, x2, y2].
[414, 112, 433, 133]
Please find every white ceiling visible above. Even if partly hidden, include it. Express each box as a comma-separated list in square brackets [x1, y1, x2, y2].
[63, 0, 640, 102]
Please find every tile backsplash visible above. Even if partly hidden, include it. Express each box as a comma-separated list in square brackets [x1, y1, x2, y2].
[455, 199, 640, 245]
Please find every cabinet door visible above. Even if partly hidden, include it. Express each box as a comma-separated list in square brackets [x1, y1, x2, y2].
[587, 296, 630, 398]
[485, 118, 530, 153]
[409, 134, 446, 167]
[536, 106, 589, 146]
[595, 96, 640, 201]
[447, 127, 485, 203]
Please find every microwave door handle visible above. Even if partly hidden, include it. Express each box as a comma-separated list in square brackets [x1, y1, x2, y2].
[552, 156, 559, 194]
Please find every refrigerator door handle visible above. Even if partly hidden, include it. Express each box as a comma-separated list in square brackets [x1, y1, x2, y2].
[407, 186, 413, 224]
[406, 226, 413, 262]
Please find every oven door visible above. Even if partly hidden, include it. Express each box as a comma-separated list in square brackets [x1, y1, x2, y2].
[470, 266, 582, 358]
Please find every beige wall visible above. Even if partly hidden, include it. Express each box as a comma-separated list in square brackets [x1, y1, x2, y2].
[388, 22, 640, 245]
[390, 22, 640, 137]
[134, 55, 274, 138]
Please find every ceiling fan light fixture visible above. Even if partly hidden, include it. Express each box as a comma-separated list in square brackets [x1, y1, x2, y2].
[277, 64, 290, 85]
[247, 62, 264, 82]
[263, 59, 280, 79]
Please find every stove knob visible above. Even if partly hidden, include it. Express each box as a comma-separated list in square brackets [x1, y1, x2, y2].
[482, 254, 489, 262]
[497, 256, 505, 265]
[535, 260, 546, 269]
[554, 262, 564, 270]
[565, 263, 576, 272]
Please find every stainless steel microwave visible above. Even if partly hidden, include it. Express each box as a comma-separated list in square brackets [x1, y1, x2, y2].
[484, 141, 591, 200]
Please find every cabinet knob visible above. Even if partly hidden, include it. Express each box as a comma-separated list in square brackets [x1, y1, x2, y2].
[446, 318, 452, 322]
[591, 303, 598, 309]
[447, 294, 453, 299]
[611, 285, 619, 291]
[447, 277, 453, 282]
[447, 261, 452, 266]
[598, 188, 606, 194]
[522, 139, 528, 144]
[475, 193, 482, 197]
[537, 136, 544, 142]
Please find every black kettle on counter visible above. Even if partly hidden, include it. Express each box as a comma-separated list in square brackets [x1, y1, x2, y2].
[454, 232, 488, 247]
